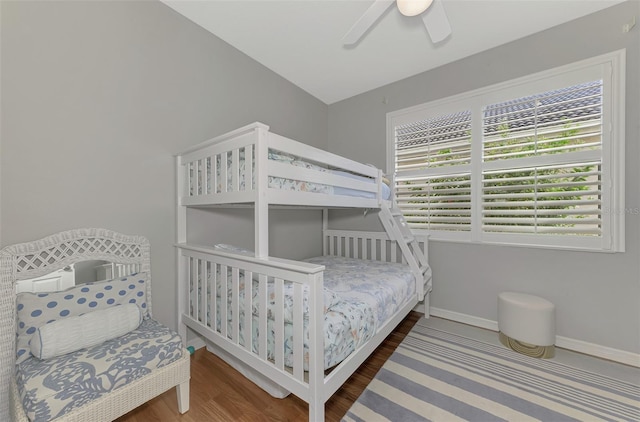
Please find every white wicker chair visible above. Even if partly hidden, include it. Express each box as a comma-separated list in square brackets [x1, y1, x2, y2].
[0, 228, 190, 421]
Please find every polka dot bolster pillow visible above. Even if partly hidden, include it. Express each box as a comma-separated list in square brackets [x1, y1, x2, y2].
[15, 272, 149, 364]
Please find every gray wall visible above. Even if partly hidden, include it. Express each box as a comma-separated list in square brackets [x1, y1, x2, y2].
[328, 1, 640, 354]
[186, 208, 323, 261]
[0, 0, 328, 332]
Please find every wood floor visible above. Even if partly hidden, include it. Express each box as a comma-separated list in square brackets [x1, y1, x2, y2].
[115, 311, 420, 422]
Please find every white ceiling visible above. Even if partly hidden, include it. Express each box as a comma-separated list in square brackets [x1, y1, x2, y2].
[162, 0, 624, 104]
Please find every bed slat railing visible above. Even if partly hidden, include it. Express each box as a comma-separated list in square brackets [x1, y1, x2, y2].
[323, 229, 426, 264]
[323, 228, 432, 315]
[268, 133, 378, 179]
[178, 244, 325, 399]
[179, 132, 258, 205]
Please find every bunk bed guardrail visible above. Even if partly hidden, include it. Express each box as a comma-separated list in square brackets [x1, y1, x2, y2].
[177, 243, 327, 417]
[177, 122, 390, 209]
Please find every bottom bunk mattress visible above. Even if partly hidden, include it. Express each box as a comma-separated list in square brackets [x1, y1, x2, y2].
[199, 256, 415, 370]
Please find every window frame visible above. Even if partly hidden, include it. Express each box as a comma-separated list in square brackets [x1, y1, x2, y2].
[386, 50, 626, 252]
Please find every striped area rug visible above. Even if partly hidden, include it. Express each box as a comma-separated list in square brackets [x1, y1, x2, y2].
[343, 319, 640, 422]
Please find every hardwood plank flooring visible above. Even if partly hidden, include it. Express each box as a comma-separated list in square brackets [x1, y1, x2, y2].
[115, 311, 420, 422]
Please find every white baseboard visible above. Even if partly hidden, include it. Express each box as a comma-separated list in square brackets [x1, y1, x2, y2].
[187, 336, 206, 351]
[555, 336, 640, 368]
[429, 307, 640, 368]
[430, 307, 499, 332]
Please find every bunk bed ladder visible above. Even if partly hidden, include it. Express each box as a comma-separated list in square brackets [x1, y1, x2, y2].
[378, 203, 431, 300]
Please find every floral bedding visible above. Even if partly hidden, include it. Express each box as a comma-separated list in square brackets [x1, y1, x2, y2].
[197, 256, 414, 370]
[16, 319, 183, 422]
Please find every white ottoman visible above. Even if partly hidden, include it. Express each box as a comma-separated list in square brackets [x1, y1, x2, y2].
[498, 292, 555, 358]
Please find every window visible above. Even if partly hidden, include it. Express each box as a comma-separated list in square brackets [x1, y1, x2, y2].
[388, 51, 625, 252]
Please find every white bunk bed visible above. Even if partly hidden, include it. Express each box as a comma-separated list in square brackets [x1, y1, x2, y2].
[175, 122, 432, 421]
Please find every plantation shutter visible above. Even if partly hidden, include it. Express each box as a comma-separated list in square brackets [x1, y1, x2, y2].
[481, 81, 603, 237]
[388, 52, 623, 251]
[394, 110, 473, 232]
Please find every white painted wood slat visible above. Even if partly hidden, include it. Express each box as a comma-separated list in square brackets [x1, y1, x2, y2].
[221, 265, 228, 338]
[243, 270, 252, 352]
[232, 267, 239, 343]
[259, 274, 268, 360]
[293, 282, 304, 382]
[275, 278, 284, 370]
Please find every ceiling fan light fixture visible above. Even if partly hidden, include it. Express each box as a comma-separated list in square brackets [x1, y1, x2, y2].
[396, 0, 434, 17]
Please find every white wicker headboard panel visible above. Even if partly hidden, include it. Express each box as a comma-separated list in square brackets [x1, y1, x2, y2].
[3, 228, 148, 278]
[2, 228, 152, 313]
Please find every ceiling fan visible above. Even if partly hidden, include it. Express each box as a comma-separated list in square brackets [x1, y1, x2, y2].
[343, 0, 452, 46]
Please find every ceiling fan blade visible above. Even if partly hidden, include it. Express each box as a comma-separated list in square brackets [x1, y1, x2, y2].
[421, 0, 452, 44]
[343, 0, 395, 46]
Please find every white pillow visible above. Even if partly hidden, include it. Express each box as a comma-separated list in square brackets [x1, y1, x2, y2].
[30, 303, 142, 360]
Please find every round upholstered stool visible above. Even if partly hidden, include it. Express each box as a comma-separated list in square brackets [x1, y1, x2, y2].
[498, 292, 555, 358]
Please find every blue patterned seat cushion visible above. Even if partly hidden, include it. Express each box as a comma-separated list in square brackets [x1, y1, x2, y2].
[16, 318, 183, 422]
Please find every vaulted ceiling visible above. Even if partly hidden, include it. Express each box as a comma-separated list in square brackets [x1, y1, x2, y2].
[162, 0, 624, 104]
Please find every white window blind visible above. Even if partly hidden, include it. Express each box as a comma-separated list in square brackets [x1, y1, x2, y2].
[387, 51, 625, 252]
[395, 111, 472, 232]
[481, 81, 603, 237]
